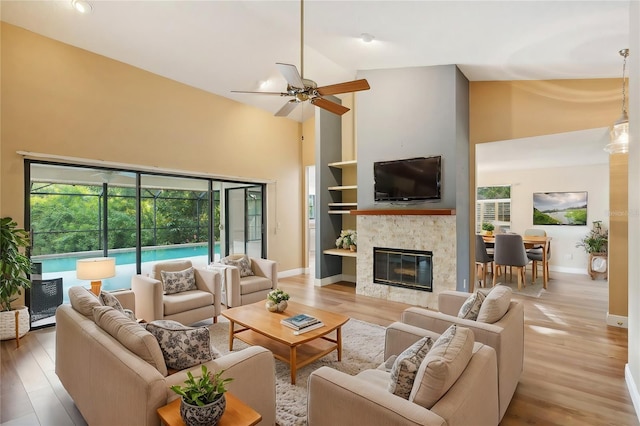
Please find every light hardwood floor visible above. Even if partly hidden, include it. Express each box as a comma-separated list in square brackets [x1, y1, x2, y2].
[1, 271, 637, 425]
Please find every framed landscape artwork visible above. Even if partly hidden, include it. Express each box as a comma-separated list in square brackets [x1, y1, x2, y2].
[533, 191, 588, 226]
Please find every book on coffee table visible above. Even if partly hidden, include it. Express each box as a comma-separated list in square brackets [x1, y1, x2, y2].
[292, 321, 325, 335]
[281, 313, 320, 330]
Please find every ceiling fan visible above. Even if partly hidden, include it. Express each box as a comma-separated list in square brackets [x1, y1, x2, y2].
[231, 0, 370, 117]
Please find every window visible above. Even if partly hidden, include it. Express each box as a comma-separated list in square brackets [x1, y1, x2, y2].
[476, 185, 511, 233]
[27, 161, 265, 327]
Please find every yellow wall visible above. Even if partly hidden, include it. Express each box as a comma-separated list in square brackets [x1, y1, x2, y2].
[610, 153, 629, 317]
[470, 79, 627, 318]
[1, 23, 303, 272]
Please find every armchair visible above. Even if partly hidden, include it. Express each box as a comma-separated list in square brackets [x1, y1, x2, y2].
[400, 290, 524, 421]
[218, 255, 277, 307]
[131, 260, 222, 325]
[308, 323, 499, 426]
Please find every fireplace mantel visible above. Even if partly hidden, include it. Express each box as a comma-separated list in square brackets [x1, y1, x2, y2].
[350, 209, 455, 216]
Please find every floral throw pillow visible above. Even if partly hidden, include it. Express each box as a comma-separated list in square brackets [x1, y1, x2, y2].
[457, 289, 487, 321]
[222, 255, 254, 278]
[388, 336, 434, 399]
[99, 291, 136, 321]
[160, 267, 197, 295]
[145, 320, 218, 371]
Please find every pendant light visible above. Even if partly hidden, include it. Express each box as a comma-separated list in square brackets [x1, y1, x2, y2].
[605, 49, 630, 154]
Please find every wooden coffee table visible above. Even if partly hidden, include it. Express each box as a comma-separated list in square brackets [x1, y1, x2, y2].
[222, 301, 349, 384]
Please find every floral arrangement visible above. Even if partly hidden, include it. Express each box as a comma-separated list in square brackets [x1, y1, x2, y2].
[335, 229, 357, 249]
[576, 220, 608, 254]
[267, 288, 290, 304]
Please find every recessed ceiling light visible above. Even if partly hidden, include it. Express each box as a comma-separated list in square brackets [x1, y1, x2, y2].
[71, 0, 92, 14]
[360, 33, 375, 43]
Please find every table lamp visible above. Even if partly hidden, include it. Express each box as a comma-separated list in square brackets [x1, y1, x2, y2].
[76, 257, 116, 296]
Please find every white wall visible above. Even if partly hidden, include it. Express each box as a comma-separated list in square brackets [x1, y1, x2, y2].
[478, 163, 609, 274]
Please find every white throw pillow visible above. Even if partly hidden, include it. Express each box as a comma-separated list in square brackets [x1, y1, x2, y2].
[409, 325, 474, 409]
[388, 336, 434, 399]
[476, 285, 512, 323]
[160, 267, 197, 295]
[221, 255, 254, 278]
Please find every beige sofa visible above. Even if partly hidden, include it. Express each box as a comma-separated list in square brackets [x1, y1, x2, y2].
[307, 322, 499, 426]
[55, 288, 276, 426]
[401, 290, 524, 420]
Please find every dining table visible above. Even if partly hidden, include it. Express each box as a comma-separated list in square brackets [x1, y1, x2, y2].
[482, 235, 552, 289]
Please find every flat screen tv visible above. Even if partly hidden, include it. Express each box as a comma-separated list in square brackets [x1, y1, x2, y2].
[374, 156, 442, 202]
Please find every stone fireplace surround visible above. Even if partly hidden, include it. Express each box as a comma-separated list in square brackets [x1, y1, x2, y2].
[356, 210, 457, 310]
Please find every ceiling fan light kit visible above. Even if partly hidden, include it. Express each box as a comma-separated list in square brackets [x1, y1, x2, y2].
[232, 0, 370, 117]
[605, 48, 630, 154]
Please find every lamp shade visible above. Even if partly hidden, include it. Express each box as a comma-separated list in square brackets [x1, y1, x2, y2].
[76, 257, 116, 280]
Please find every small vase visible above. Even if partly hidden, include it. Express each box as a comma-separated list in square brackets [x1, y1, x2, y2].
[349, 245, 357, 252]
[265, 300, 278, 312]
[180, 394, 226, 426]
[277, 300, 288, 312]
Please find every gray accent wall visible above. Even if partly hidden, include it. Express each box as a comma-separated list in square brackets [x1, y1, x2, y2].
[356, 65, 471, 290]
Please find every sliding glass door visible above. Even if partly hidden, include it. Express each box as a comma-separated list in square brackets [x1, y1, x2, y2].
[224, 185, 264, 258]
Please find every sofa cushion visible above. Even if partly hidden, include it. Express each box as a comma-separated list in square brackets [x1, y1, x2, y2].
[92, 306, 168, 377]
[161, 267, 197, 295]
[145, 320, 218, 371]
[222, 255, 254, 278]
[163, 290, 214, 316]
[457, 289, 488, 320]
[477, 285, 512, 323]
[388, 336, 434, 399]
[99, 291, 136, 321]
[410, 325, 474, 409]
[69, 286, 102, 318]
[238, 275, 273, 295]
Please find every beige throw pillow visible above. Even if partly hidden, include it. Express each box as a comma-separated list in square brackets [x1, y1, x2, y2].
[387, 336, 434, 399]
[93, 306, 168, 377]
[222, 255, 254, 278]
[145, 320, 218, 371]
[476, 285, 512, 323]
[68, 286, 102, 318]
[409, 325, 474, 409]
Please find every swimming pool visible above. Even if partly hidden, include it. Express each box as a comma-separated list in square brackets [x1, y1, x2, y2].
[33, 243, 220, 302]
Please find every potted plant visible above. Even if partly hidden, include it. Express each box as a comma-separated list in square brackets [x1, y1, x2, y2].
[576, 220, 608, 280]
[0, 217, 32, 341]
[481, 222, 495, 236]
[265, 288, 290, 312]
[170, 365, 233, 426]
[336, 229, 357, 251]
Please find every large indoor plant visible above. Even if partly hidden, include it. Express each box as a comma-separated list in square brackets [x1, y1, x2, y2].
[0, 217, 33, 340]
[170, 365, 233, 426]
[576, 220, 608, 279]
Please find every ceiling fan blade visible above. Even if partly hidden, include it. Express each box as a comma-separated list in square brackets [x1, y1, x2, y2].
[311, 97, 350, 115]
[231, 90, 289, 96]
[316, 79, 370, 96]
[276, 63, 305, 89]
[275, 100, 300, 117]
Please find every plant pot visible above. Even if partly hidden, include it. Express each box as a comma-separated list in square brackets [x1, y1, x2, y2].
[349, 245, 357, 252]
[276, 300, 288, 312]
[265, 300, 288, 312]
[180, 394, 226, 426]
[0, 306, 30, 340]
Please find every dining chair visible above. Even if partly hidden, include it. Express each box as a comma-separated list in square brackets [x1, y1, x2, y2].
[475, 234, 494, 288]
[524, 228, 549, 282]
[493, 233, 531, 290]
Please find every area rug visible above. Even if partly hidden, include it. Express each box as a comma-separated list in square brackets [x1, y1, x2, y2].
[208, 317, 386, 426]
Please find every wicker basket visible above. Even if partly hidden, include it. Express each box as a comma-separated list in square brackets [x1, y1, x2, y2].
[0, 306, 30, 340]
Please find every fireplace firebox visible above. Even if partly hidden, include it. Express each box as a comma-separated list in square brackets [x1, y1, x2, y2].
[373, 247, 433, 292]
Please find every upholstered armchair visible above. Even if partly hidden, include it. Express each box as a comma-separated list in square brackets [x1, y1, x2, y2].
[216, 254, 277, 308]
[400, 289, 524, 421]
[308, 322, 499, 426]
[131, 260, 222, 325]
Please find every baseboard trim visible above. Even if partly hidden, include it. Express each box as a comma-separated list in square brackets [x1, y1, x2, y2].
[606, 312, 628, 328]
[314, 274, 355, 287]
[626, 364, 640, 421]
[278, 268, 305, 279]
[548, 266, 587, 275]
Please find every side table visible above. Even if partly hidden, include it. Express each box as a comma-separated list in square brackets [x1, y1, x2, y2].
[157, 392, 261, 426]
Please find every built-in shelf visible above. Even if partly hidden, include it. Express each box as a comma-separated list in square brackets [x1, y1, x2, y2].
[328, 185, 357, 191]
[350, 209, 456, 216]
[328, 160, 357, 169]
[323, 248, 358, 258]
[328, 202, 358, 207]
